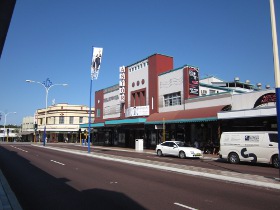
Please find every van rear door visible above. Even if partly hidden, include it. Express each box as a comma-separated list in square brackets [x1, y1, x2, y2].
[259, 133, 278, 163]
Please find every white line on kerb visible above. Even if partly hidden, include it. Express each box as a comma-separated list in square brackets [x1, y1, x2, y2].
[174, 202, 198, 210]
[50, 160, 65, 166]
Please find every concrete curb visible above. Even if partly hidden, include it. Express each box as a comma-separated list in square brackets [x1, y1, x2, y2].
[0, 170, 23, 210]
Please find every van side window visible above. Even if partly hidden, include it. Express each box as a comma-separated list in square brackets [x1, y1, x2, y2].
[269, 134, 278, 143]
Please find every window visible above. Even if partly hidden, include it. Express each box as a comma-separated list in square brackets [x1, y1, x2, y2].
[59, 116, 64, 124]
[164, 92, 181, 107]
[201, 90, 207, 95]
[79, 117, 83, 123]
[269, 134, 278, 143]
[209, 89, 216, 95]
[96, 109, 100, 117]
[69, 116, 74, 124]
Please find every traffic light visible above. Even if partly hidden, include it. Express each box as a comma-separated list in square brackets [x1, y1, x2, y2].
[7, 129, 9, 134]
[34, 124, 38, 131]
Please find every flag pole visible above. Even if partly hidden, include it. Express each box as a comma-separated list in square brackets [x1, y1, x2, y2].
[88, 78, 93, 153]
[87, 46, 94, 153]
[87, 46, 103, 153]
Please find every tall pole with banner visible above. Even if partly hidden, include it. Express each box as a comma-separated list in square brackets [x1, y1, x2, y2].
[88, 47, 103, 153]
[269, 0, 280, 173]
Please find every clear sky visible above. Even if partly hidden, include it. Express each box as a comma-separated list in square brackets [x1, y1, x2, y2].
[0, 0, 280, 125]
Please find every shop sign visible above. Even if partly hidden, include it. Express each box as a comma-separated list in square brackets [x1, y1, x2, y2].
[253, 93, 276, 108]
[125, 106, 149, 117]
[188, 66, 199, 96]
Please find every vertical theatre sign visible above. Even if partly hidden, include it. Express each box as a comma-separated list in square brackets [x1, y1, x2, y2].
[119, 66, 125, 103]
[188, 66, 199, 96]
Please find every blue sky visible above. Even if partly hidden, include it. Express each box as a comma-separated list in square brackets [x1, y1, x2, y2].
[0, 0, 279, 125]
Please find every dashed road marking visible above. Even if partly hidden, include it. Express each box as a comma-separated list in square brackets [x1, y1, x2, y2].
[109, 181, 118, 184]
[50, 160, 65, 166]
[174, 202, 198, 210]
[10, 145, 28, 153]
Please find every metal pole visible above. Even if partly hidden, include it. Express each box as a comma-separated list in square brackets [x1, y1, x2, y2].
[43, 87, 49, 146]
[6, 130, 8, 142]
[269, 0, 280, 173]
[4, 114, 7, 142]
[163, 118, 165, 142]
[88, 79, 93, 153]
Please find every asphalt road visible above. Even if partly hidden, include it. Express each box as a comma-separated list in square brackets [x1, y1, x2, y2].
[0, 144, 279, 210]
[53, 143, 279, 179]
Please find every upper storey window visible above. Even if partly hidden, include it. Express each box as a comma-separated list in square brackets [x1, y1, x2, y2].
[164, 92, 181, 107]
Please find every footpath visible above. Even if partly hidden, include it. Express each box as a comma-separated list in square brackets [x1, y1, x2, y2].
[0, 144, 280, 209]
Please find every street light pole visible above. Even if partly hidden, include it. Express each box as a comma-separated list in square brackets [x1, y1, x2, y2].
[269, 0, 280, 173]
[0, 111, 16, 142]
[26, 78, 68, 146]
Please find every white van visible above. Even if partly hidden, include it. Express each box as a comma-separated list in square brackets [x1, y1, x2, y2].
[219, 131, 279, 168]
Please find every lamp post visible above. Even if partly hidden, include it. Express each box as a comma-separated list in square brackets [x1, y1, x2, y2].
[0, 111, 16, 142]
[26, 78, 68, 146]
[269, 0, 280, 173]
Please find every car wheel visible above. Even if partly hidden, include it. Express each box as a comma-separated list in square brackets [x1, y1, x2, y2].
[228, 152, 240, 164]
[272, 155, 279, 168]
[179, 151, 186, 159]
[157, 149, 163, 157]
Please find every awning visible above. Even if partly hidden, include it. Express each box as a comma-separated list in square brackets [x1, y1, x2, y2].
[105, 118, 146, 125]
[80, 123, 105, 128]
[145, 105, 226, 124]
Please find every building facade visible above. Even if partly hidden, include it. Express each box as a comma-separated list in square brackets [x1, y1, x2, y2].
[0, 127, 19, 142]
[90, 53, 276, 149]
[22, 103, 94, 142]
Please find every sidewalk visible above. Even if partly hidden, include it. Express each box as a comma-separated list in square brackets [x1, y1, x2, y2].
[0, 170, 22, 210]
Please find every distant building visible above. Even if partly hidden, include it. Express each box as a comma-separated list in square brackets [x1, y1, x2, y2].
[0, 127, 19, 142]
[21, 116, 35, 141]
[21, 103, 94, 142]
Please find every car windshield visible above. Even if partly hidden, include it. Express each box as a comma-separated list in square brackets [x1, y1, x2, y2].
[176, 142, 188, 147]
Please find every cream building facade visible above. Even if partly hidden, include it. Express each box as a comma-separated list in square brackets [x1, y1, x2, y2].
[22, 103, 94, 142]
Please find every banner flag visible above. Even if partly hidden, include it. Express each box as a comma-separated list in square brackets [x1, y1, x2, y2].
[91, 47, 103, 80]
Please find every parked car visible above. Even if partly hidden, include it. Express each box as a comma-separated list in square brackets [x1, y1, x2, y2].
[156, 141, 203, 159]
[219, 131, 279, 168]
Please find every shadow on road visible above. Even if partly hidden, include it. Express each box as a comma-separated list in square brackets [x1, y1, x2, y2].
[0, 146, 147, 210]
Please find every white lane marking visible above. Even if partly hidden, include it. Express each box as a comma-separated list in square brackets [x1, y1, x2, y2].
[174, 202, 198, 210]
[10, 145, 28, 153]
[50, 160, 65, 166]
[109, 181, 118, 184]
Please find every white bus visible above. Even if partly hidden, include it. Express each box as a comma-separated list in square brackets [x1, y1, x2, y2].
[219, 131, 279, 168]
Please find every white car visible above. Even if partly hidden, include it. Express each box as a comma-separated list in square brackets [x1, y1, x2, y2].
[156, 141, 202, 159]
